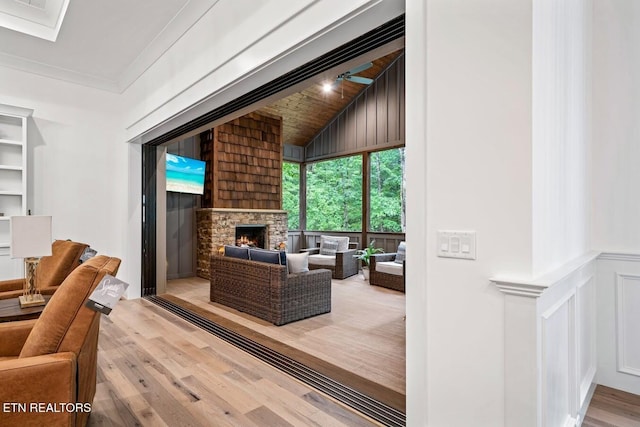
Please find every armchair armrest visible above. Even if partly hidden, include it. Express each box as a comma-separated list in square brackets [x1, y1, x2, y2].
[0, 319, 37, 357]
[300, 247, 320, 255]
[370, 253, 398, 270]
[0, 352, 77, 426]
[0, 278, 24, 293]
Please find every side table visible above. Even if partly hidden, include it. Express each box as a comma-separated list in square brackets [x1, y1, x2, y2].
[0, 295, 51, 323]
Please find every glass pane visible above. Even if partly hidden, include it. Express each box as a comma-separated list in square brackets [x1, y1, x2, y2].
[282, 162, 300, 230]
[369, 148, 405, 232]
[306, 156, 362, 231]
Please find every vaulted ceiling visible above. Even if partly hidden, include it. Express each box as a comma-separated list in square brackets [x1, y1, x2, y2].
[258, 49, 403, 147]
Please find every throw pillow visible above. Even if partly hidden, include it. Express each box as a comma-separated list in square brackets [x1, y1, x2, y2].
[249, 248, 280, 265]
[287, 252, 309, 274]
[394, 241, 406, 264]
[320, 235, 349, 254]
[320, 240, 339, 256]
[224, 245, 250, 260]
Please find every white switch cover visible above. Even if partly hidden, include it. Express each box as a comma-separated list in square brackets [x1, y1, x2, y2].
[437, 230, 476, 260]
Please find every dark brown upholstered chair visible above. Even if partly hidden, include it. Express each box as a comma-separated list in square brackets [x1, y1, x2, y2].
[0, 255, 121, 427]
[370, 253, 405, 292]
[210, 255, 332, 325]
[303, 236, 359, 279]
[0, 240, 89, 300]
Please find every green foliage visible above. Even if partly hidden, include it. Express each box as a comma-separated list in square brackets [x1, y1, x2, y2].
[282, 162, 300, 230]
[281, 148, 406, 233]
[354, 240, 384, 267]
[369, 148, 405, 232]
[306, 156, 362, 231]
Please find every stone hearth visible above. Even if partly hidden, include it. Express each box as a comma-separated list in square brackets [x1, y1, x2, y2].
[196, 208, 287, 279]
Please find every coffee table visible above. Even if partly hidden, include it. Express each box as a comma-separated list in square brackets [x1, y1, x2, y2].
[0, 295, 51, 323]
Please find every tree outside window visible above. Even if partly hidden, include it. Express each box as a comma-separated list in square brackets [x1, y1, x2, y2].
[369, 148, 406, 232]
[306, 156, 362, 231]
[282, 161, 300, 230]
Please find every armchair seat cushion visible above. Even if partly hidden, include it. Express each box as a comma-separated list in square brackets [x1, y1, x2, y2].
[376, 261, 403, 276]
[307, 254, 336, 267]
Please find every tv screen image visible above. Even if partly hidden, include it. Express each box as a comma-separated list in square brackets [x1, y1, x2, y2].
[166, 153, 206, 195]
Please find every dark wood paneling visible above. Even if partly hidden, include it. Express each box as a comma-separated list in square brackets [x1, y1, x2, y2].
[167, 137, 199, 280]
[306, 53, 405, 162]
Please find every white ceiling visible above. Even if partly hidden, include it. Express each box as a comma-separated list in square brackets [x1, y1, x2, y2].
[0, 0, 219, 92]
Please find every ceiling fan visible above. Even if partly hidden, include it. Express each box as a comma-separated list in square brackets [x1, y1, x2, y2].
[332, 62, 374, 98]
[336, 62, 374, 85]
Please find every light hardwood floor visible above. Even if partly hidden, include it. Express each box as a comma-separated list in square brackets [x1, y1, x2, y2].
[584, 385, 640, 427]
[164, 274, 406, 396]
[89, 298, 380, 426]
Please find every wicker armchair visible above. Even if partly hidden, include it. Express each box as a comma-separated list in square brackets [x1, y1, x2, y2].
[303, 236, 359, 280]
[210, 255, 332, 326]
[370, 253, 405, 292]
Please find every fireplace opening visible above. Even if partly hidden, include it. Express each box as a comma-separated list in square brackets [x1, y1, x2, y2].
[235, 225, 267, 248]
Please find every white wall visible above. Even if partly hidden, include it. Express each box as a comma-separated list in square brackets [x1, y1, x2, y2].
[421, 1, 534, 425]
[532, 0, 592, 276]
[0, 65, 128, 279]
[591, 0, 640, 253]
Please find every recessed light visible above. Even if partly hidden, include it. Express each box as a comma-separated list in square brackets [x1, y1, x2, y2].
[322, 83, 333, 93]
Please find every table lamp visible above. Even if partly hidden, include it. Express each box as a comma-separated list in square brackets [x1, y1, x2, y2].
[10, 215, 52, 308]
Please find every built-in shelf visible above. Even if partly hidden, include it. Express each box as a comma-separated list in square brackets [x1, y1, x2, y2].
[0, 139, 22, 146]
[0, 103, 31, 278]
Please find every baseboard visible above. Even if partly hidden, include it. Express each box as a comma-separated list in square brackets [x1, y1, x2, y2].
[576, 382, 597, 426]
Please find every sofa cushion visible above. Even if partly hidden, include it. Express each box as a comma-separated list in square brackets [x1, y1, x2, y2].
[224, 245, 249, 260]
[287, 252, 310, 273]
[394, 241, 406, 264]
[249, 248, 280, 265]
[319, 235, 349, 255]
[308, 254, 336, 267]
[377, 261, 404, 276]
[20, 255, 121, 358]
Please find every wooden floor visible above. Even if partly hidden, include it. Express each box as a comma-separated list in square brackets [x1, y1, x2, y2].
[89, 298, 380, 426]
[164, 275, 406, 396]
[584, 385, 640, 427]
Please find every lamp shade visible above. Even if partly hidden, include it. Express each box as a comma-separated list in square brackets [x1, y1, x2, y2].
[10, 216, 53, 259]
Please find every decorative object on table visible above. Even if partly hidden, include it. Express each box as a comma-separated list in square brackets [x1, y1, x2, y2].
[274, 241, 287, 251]
[354, 240, 384, 280]
[10, 215, 52, 308]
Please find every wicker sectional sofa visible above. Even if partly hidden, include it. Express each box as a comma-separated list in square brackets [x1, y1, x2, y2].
[210, 254, 332, 326]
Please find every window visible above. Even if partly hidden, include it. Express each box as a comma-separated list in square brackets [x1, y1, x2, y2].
[282, 162, 300, 230]
[306, 155, 362, 231]
[369, 148, 405, 232]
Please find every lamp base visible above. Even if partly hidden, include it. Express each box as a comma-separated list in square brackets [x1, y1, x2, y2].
[19, 293, 46, 308]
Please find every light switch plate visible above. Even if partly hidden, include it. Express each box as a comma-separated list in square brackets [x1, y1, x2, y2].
[437, 230, 476, 260]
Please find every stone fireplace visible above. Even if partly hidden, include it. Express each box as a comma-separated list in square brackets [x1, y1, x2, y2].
[196, 208, 287, 279]
[235, 224, 267, 248]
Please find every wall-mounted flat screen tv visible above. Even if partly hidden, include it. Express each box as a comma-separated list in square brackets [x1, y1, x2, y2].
[166, 153, 206, 195]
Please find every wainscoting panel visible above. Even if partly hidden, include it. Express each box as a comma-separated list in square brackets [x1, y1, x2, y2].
[616, 273, 640, 377]
[596, 253, 640, 396]
[577, 276, 597, 407]
[541, 295, 574, 427]
[492, 251, 598, 426]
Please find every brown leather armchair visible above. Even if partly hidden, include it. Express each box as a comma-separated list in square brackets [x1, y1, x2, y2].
[0, 255, 121, 427]
[0, 240, 88, 300]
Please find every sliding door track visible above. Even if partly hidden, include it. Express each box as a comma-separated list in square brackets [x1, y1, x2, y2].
[147, 295, 406, 427]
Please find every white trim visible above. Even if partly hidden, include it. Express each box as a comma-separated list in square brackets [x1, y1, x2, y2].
[599, 252, 640, 262]
[0, 103, 33, 117]
[491, 251, 600, 298]
[616, 273, 640, 377]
